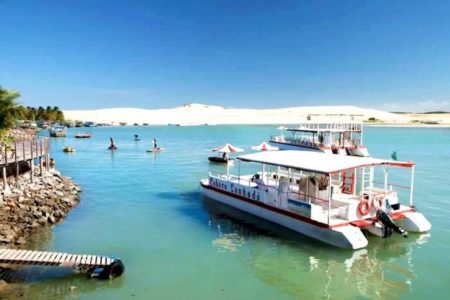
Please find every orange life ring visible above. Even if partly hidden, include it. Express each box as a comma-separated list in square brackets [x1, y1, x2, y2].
[358, 199, 371, 216]
[372, 194, 384, 210]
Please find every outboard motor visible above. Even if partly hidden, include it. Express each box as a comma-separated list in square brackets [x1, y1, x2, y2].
[376, 210, 408, 238]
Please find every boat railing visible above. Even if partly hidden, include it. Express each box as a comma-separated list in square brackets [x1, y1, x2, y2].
[298, 122, 363, 132]
[288, 189, 330, 207]
[372, 181, 411, 190]
[271, 135, 320, 148]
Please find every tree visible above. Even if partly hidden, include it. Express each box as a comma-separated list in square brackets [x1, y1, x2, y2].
[36, 106, 45, 120]
[0, 86, 21, 135]
[15, 105, 28, 120]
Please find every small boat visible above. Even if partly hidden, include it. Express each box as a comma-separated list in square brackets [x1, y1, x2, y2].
[201, 150, 431, 249]
[133, 123, 139, 126]
[208, 156, 234, 164]
[119, 122, 127, 126]
[84, 121, 97, 127]
[75, 133, 92, 138]
[63, 146, 75, 153]
[143, 123, 149, 126]
[49, 125, 67, 137]
[208, 143, 244, 164]
[146, 147, 165, 152]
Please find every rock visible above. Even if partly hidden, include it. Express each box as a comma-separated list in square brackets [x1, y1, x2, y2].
[47, 215, 56, 224]
[0, 168, 81, 246]
[16, 237, 26, 245]
[0, 279, 8, 290]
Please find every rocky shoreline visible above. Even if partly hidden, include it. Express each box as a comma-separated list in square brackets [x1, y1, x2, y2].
[0, 168, 81, 246]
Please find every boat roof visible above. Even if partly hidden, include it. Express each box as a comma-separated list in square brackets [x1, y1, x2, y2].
[237, 151, 414, 174]
[287, 128, 349, 133]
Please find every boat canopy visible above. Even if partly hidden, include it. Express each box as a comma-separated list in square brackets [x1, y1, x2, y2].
[237, 150, 414, 174]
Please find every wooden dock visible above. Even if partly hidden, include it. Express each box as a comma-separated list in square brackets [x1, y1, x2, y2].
[1, 137, 51, 189]
[0, 248, 124, 279]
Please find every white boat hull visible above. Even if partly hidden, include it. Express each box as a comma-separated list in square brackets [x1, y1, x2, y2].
[201, 182, 368, 249]
[394, 212, 432, 232]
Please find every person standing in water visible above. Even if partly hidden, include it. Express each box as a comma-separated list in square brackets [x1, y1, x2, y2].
[152, 138, 157, 148]
[109, 137, 116, 149]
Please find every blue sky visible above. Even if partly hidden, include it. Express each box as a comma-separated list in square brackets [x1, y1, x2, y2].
[1, 0, 450, 111]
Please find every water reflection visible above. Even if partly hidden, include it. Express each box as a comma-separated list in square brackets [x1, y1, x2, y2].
[202, 197, 430, 299]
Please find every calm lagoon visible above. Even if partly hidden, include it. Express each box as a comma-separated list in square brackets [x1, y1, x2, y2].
[4, 125, 449, 300]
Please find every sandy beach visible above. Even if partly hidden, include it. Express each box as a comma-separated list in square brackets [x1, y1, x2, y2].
[64, 104, 450, 126]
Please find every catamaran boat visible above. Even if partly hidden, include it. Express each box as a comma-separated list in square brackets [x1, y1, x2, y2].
[270, 115, 370, 157]
[200, 151, 431, 249]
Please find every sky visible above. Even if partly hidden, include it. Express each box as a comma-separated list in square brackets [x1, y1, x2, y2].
[1, 0, 450, 111]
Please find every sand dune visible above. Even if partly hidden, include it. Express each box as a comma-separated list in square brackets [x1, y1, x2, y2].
[63, 103, 450, 125]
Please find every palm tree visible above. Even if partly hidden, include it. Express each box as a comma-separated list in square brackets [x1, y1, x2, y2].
[0, 86, 21, 135]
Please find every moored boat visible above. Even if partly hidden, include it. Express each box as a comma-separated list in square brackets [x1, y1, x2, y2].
[75, 133, 92, 138]
[270, 115, 369, 157]
[208, 143, 243, 164]
[200, 150, 431, 249]
[208, 156, 234, 164]
[49, 125, 67, 137]
[63, 146, 75, 153]
[84, 121, 97, 127]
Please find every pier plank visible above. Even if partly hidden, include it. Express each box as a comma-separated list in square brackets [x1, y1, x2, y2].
[0, 248, 121, 277]
[0, 250, 10, 261]
[31, 251, 45, 264]
[9, 250, 24, 262]
[0, 249, 12, 260]
[22, 250, 35, 262]
[16, 250, 29, 262]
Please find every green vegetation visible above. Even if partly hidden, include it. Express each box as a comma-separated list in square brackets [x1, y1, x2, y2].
[1, 85, 65, 137]
[0, 86, 21, 136]
[424, 111, 449, 114]
[420, 120, 440, 125]
[15, 105, 65, 122]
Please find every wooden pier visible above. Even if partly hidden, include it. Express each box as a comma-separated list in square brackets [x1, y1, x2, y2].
[0, 248, 124, 279]
[0, 137, 51, 189]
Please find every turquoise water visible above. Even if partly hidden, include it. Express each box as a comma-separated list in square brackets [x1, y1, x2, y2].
[3, 126, 449, 299]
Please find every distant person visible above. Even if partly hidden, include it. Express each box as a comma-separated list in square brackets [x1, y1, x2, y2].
[134, 134, 139, 140]
[152, 138, 157, 148]
[109, 137, 116, 149]
[222, 152, 228, 160]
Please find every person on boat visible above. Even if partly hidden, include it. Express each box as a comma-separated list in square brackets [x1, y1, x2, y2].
[251, 174, 265, 189]
[152, 138, 157, 148]
[222, 152, 228, 160]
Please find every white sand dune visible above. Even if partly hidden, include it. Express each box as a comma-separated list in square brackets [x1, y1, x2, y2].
[64, 103, 449, 125]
